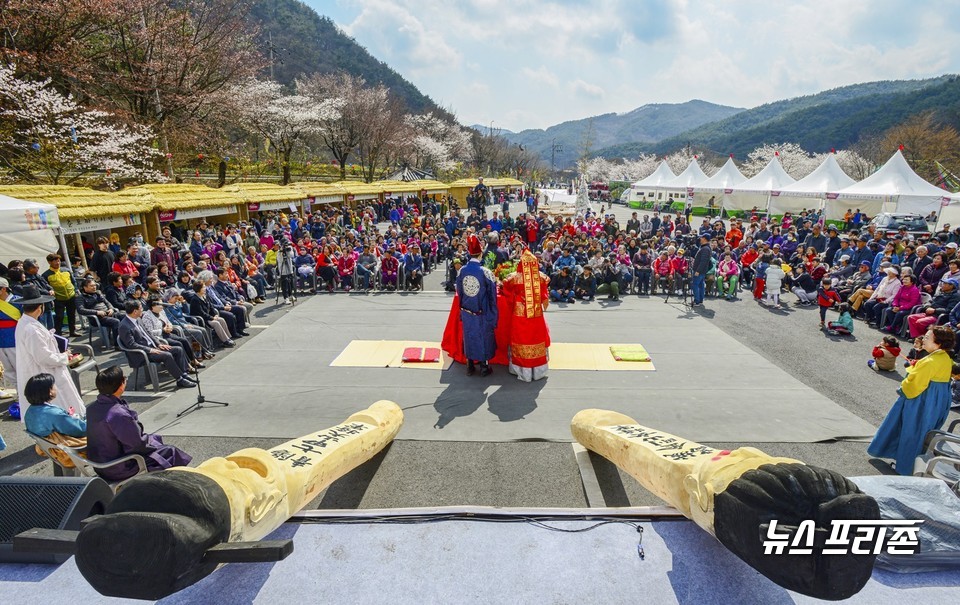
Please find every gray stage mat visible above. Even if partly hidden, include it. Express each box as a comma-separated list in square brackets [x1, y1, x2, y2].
[138, 295, 876, 443]
[0, 519, 955, 604]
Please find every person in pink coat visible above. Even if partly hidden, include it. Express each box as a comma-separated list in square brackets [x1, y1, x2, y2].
[907, 278, 960, 337]
[879, 274, 920, 333]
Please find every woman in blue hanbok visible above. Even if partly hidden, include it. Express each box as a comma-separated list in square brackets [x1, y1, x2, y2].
[868, 325, 954, 475]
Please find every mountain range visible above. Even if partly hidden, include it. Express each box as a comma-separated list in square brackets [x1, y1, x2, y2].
[477, 100, 744, 168]
[600, 75, 959, 159]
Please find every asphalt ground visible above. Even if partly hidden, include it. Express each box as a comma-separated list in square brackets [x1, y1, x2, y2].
[1, 201, 956, 508]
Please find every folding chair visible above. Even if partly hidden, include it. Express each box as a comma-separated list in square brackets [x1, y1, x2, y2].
[67, 343, 99, 396]
[116, 338, 162, 392]
[26, 432, 79, 477]
[60, 445, 148, 491]
[84, 314, 114, 352]
[914, 419, 960, 493]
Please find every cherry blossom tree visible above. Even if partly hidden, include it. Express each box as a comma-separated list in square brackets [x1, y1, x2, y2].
[740, 142, 820, 179]
[0, 65, 163, 185]
[228, 79, 342, 185]
[401, 112, 470, 175]
[298, 73, 376, 181]
[582, 154, 664, 182]
[832, 149, 875, 181]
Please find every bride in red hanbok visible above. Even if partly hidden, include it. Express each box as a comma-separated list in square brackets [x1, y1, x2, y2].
[500, 249, 550, 381]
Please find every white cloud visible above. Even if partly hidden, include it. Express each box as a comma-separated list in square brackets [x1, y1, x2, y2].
[572, 79, 605, 99]
[316, 0, 960, 131]
[521, 66, 559, 87]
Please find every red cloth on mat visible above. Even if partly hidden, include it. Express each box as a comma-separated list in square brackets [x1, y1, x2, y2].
[402, 347, 441, 362]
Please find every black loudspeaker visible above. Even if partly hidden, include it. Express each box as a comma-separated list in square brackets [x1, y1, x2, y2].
[0, 476, 114, 563]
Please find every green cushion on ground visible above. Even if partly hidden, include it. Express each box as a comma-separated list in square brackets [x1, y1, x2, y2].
[609, 345, 651, 362]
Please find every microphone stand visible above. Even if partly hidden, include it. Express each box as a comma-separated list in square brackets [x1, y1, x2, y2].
[177, 341, 230, 418]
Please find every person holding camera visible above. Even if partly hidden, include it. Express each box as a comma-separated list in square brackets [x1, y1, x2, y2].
[596, 254, 621, 301]
[691, 234, 714, 306]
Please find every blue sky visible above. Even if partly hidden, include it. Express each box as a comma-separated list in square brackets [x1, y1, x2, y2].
[308, 1, 960, 131]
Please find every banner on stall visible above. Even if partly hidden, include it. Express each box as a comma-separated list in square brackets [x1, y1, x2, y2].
[61, 213, 141, 235]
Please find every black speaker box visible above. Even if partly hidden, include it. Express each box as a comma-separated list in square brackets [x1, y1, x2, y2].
[0, 476, 114, 563]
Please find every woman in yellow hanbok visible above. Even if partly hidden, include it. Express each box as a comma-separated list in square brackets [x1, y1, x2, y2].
[868, 326, 954, 474]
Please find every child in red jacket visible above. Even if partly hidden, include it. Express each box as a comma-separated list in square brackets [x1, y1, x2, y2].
[817, 277, 842, 328]
[868, 335, 901, 371]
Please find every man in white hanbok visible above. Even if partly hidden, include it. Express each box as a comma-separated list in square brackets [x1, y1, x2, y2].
[15, 284, 85, 420]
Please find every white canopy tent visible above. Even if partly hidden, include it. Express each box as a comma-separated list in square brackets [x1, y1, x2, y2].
[772, 154, 856, 216]
[691, 157, 747, 210]
[829, 150, 957, 221]
[628, 161, 676, 203]
[654, 159, 709, 203]
[0, 194, 61, 267]
[936, 198, 960, 232]
[722, 157, 795, 213]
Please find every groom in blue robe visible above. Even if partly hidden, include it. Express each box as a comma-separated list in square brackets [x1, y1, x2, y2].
[456, 234, 498, 376]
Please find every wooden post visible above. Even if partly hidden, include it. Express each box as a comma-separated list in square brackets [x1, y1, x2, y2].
[71, 401, 403, 600]
[571, 409, 880, 601]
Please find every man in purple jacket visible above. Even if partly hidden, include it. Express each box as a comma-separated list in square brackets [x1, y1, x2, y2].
[86, 366, 191, 481]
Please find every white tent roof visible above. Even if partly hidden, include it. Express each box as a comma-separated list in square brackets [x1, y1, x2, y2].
[778, 154, 856, 198]
[657, 159, 709, 190]
[694, 157, 747, 192]
[834, 150, 957, 214]
[630, 161, 676, 188]
[734, 156, 796, 193]
[0, 194, 61, 266]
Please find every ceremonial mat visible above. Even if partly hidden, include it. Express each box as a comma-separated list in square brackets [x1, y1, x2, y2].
[331, 340, 655, 371]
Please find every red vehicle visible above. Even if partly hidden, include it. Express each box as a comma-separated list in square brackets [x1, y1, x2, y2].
[588, 181, 610, 201]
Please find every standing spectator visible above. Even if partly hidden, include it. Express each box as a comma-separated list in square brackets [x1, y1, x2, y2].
[817, 278, 842, 328]
[762, 258, 785, 309]
[0, 277, 19, 395]
[90, 237, 115, 284]
[690, 235, 713, 306]
[150, 236, 177, 269]
[43, 254, 81, 337]
[14, 284, 86, 419]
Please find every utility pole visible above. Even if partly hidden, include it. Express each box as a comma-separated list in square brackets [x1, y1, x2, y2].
[551, 138, 563, 173]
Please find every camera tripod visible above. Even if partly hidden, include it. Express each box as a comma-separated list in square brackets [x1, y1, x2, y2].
[663, 270, 692, 306]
